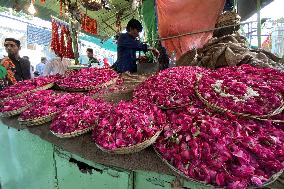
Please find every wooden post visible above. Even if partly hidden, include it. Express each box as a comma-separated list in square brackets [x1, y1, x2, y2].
[257, 0, 261, 48]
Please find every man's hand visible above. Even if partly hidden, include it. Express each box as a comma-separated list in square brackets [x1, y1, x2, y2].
[148, 47, 160, 58]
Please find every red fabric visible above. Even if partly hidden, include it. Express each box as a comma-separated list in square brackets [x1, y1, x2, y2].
[81, 15, 98, 35]
[156, 0, 225, 59]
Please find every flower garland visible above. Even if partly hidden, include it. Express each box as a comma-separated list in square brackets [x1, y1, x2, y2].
[0, 57, 16, 84]
[51, 19, 60, 56]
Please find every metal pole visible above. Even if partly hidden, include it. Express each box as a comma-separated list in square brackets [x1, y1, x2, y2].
[257, 0, 261, 48]
[233, 0, 237, 12]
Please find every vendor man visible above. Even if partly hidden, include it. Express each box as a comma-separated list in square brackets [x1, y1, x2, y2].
[1, 38, 31, 84]
[87, 48, 100, 68]
[112, 19, 159, 73]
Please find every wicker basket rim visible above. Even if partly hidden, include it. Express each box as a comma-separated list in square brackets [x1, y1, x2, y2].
[96, 130, 162, 154]
[0, 104, 31, 117]
[195, 75, 284, 119]
[50, 126, 94, 138]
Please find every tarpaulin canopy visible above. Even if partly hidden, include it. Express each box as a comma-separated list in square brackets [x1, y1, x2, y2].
[79, 35, 117, 52]
[156, 0, 225, 59]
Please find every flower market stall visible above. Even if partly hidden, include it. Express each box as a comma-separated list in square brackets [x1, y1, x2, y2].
[1, 1, 284, 189]
[1, 64, 284, 189]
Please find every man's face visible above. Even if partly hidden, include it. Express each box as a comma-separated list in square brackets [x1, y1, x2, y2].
[4, 41, 20, 57]
[129, 28, 139, 38]
[87, 51, 93, 58]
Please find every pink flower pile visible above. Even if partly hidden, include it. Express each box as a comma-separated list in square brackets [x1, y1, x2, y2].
[133, 66, 207, 109]
[0, 90, 55, 113]
[0, 97, 29, 112]
[155, 105, 284, 189]
[0, 76, 57, 100]
[50, 97, 110, 135]
[93, 100, 166, 150]
[57, 68, 118, 90]
[20, 93, 85, 120]
[25, 90, 55, 104]
[197, 64, 284, 116]
[20, 93, 61, 120]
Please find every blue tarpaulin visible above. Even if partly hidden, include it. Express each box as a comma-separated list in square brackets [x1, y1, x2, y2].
[27, 25, 51, 46]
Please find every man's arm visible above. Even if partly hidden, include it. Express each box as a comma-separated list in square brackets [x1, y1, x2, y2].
[23, 60, 31, 80]
[118, 34, 148, 52]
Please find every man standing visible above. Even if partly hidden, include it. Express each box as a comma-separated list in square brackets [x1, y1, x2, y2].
[35, 57, 47, 76]
[112, 19, 159, 73]
[1, 38, 31, 84]
[86, 48, 100, 68]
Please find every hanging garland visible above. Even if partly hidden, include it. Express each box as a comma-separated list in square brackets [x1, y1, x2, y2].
[65, 27, 75, 59]
[0, 57, 16, 85]
[51, 19, 75, 59]
[51, 19, 60, 56]
[60, 25, 66, 57]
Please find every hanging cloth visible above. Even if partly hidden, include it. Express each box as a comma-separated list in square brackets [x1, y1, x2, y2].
[81, 14, 98, 35]
[141, 0, 158, 47]
[156, 0, 225, 59]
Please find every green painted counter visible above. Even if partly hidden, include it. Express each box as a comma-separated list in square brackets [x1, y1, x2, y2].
[0, 118, 283, 189]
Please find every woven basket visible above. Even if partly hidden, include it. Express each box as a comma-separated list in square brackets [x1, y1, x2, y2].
[34, 83, 54, 91]
[58, 77, 118, 92]
[0, 104, 31, 118]
[154, 148, 283, 188]
[50, 126, 94, 138]
[216, 11, 241, 28]
[0, 91, 29, 103]
[0, 83, 54, 103]
[18, 112, 59, 126]
[176, 48, 198, 67]
[195, 77, 284, 119]
[96, 88, 134, 103]
[96, 130, 162, 154]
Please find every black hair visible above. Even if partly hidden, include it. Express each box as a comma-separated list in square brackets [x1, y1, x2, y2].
[41, 57, 47, 62]
[126, 19, 143, 32]
[87, 48, 93, 53]
[5, 38, 21, 47]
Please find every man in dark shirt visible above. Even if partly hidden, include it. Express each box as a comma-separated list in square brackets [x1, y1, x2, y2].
[112, 19, 159, 73]
[3, 38, 31, 82]
[86, 48, 100, 68]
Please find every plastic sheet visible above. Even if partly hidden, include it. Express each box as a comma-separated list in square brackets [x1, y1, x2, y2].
[156, 0, 225, 59]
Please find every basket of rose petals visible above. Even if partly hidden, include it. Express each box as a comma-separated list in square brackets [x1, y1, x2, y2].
[91, 77, 138, 103]
[50, 97, 110, 138]
[93, 100, 166, 154]
[0, 76, 56, 102]
[133, 66, 208, 109]
[154, 101, 284, 189]
[0, 97, 31, 117]
[57, 68, 118, 92]
[19, 93, 85, 126]
[195, 64, 284, 119]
